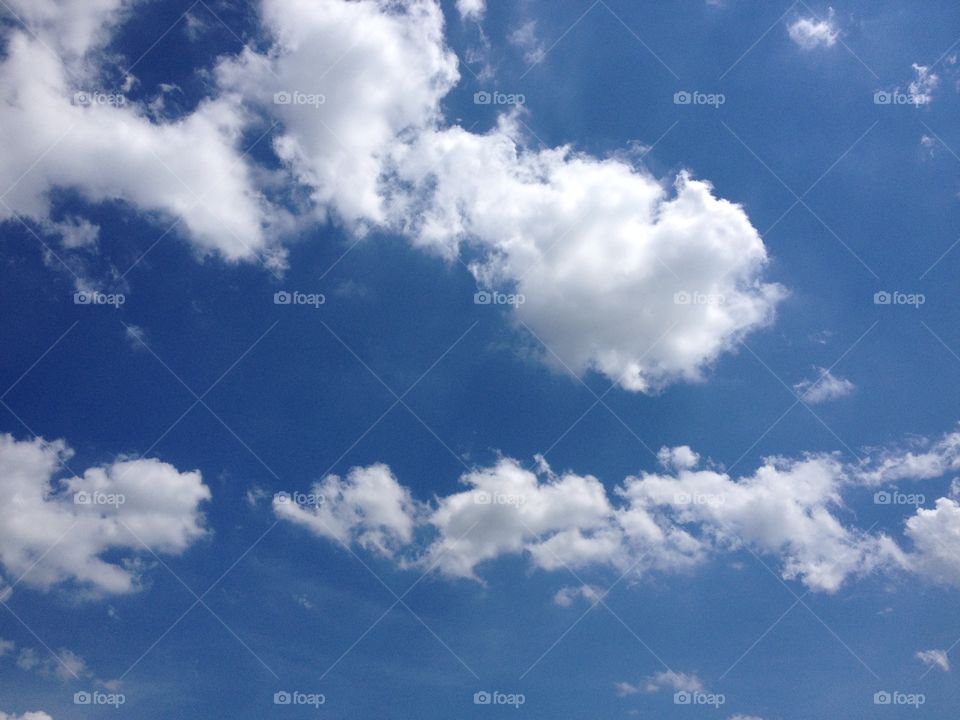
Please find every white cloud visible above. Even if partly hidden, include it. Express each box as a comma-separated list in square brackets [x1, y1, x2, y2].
[793, 367, 855, 404]
[553, 584, 604, 607]
[788, 10, 839, 50]
[0, 434, 210, 595]
[284, 429, 960, 593]
[0, 712, 54, 720]
[215, 0, 459, 231]
[915, 648, 950, 672]
[643, 670, 705, 693]
[908, 63, 940, 106]
[274, 464, 418, 557]
[0, 29, 280, 266]
[0, 639, 13, 657]
[905, 497, 960, 587]
[455, 0, 485, 22]
[508, 21, 545, 65]
[389, 119, 785, 392]
[1, 0, 784, 393]
[853, 428, 960, 485]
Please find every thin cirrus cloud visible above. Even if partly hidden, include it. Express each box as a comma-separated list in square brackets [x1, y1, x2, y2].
[275, 426, 960, 594]
[0, 0, 785, 393]
[0, 434, 210, 596]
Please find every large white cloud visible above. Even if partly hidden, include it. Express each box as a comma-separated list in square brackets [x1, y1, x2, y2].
[388, 118, 785, 391]
[275, 426, 960, 593]
[215, 0, 460, 230]
[0, 0, 785, 391]
[0, 434, 210, 595]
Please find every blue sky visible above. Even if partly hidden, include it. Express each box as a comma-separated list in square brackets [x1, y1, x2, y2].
[1, 0, 960, 718]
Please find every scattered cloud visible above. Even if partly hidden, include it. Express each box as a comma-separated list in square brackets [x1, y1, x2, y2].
[553, 584, 604, 607]
[788, 9, 839, 50]
[643, 670, 705, 693]
[915, 648, 950, 672]
[277, 426, 960, 593]
[0, 434, 210, 595]
[508, 20, 546, 65]
[908, 63, 940, 106]
[793, 367, 855, 404]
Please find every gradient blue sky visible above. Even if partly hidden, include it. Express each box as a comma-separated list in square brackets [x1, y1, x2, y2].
[1, 1, 960, 718]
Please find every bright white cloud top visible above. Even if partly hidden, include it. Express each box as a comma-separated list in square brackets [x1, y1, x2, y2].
[0, 434, 210, 595]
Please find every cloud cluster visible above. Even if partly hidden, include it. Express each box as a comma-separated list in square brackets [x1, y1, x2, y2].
[0, 0, 785, 392]
[275, 426, 960, 593]
[0, 434, 210, 595]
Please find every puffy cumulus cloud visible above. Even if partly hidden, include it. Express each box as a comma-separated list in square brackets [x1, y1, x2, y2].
[1, 0, 132, 56]
[420, 456, 617, 578]
[618, 452, 905, 592]
[792, 367, 855, 404]
[787, 10, 839, 50]
[3, 0, 783, 391]
[0, 31, 278, 266]
[904, 497, 960, 587]
[0, 713, 54, 720]
[915, 648, 950, 672]
[388, 119, 784, 391]
[0, 434, 210, 595]
[283, 432, 960, 593]
[273, 464, 418, 557]
[215, 0, 459, 230]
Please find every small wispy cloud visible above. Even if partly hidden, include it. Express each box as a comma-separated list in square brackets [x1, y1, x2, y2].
[793, 367, 855, 404]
